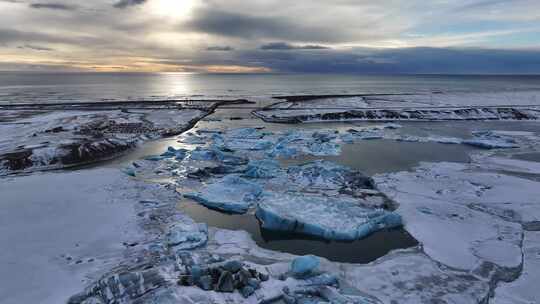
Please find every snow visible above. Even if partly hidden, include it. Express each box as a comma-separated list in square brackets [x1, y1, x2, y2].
[166, 222, 208, 250]
[0, 168, 178, 304]
[254, 92, 540, 123]
[0, 107, 213, 175]
[472, 155, 540, 175]
[374, 162, 528, 272]
[256, 192, 402, 241]
[343, 249, 490, 304]
[185, 175, 263, 214]
[492, 231, 540, 304]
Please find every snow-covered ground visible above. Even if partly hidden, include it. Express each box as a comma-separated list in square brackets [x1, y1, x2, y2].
[254, 93, 540, 123]
[0, 105, 216, 175]
[0, 168, 179, 304]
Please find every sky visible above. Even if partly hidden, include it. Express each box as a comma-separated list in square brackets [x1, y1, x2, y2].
[0, 0, 539, 74]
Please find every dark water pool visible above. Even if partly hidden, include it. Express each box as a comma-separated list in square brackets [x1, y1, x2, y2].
[179, 199, 418, 264]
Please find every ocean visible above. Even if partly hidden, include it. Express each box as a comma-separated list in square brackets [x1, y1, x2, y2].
[1, 72, 540, 105]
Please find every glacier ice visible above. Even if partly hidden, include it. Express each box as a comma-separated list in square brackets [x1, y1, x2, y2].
[243, 159, 281, 179]
[463, 131, 519, 149]
[256, 192, 402, 241]
[284, 160, 373, 194]
[290, 255, 320, 278]
[185, 175, 263, 214]
[166, 222, 208, 250]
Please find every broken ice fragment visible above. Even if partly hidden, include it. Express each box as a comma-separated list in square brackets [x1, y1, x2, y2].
[185, 175, 263, 214]
[166, 222, 208, 250]
[290, 255, 320, 279]
[243, 159, 281, 179]
[256, 193, 402, 241]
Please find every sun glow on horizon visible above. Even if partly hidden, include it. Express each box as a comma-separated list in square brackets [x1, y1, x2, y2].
[149, 0, 197, 19]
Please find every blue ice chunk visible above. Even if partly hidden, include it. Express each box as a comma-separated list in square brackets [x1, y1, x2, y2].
[227, 128, 265, 139]
[214, 150, 248, 166]
[188, 147, 217, 161]
[306, 141, 341, 156]
[144, 155, 166, 161]
[267, 142, 300, 159]
[305, 273, 339, 287]
[190, 265, 203, 281]
[340, 133, 355, 144]
[243, 159, 281, 179]
[463, 139, 518, 149]
[185, 175, 263, 214]
[312, 131, 338, 142]
[251, 140, 274, 151]
[166, 223, 208, 250]
[256, 193, 402, 241]
[463, 131, 520, 149]
[160, 146, 178, 158]
[187, 146, 247, 165]
[174, 149, 188, 160]
[290, 255, 320, 278]
[122, 167, 136, 177]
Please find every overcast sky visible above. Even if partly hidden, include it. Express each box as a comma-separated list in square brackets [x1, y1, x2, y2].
[1, 0, 539, 73]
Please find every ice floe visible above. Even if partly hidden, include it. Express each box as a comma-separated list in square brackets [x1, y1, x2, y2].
[185, 175, 263, 214]
[492, 231, 540, 304]
[166, 222, 208, 250]
[375, 162, 530, 274]
[256, 192, 402, 241]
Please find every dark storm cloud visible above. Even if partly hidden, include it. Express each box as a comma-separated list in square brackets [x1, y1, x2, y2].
[184, 7, 358, 43]
[29, 3, 77, 10]
[206, 46, 234, 51]
[260, 42, 330, 50]
[113, 0, 147, 9]
[205, 47, 540, 74]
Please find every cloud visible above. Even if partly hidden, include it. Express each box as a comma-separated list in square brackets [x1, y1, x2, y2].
[260, 42, 330, 50]
[113, 0, 147, 9]
[231, 47, 540, 74]
[184, 7, 363, 43]
[206, 46, 234, 51]
[29, 3, 77, 10]
[17, 44, 54, 51]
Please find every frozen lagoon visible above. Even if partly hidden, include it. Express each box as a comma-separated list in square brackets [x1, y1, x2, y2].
[2, 93, 540, 303]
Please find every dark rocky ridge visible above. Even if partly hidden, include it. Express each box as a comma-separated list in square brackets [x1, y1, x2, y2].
[0, 100, 250, 175]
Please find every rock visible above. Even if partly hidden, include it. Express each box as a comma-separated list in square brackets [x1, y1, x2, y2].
[283, 294, 296, 304]
[190, 265, 203, 280]
[236, 269, 251, 287]
[247, 278, 260, 290]
[177, 275, 193, 286]
[290, 255, 320, 278]
[258, 272, 270, 282]
[240, 286, 255, 298]
[197, 275, 213, 291]
[216, 271, 235, 292]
